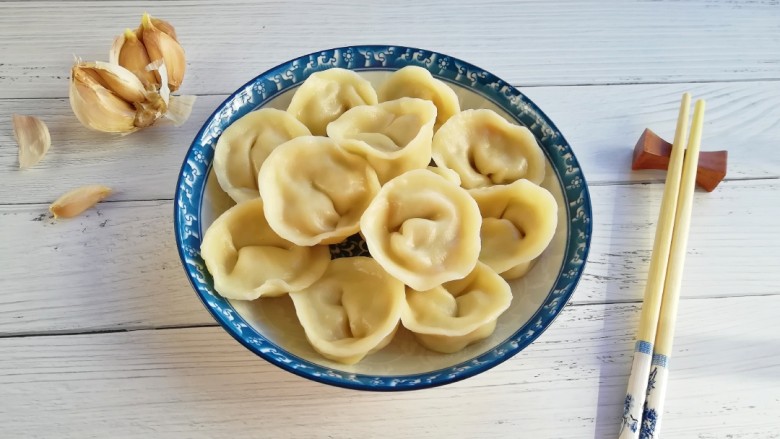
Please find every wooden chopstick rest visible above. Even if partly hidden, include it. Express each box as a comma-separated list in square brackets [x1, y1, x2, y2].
[632, 128, 727, 192]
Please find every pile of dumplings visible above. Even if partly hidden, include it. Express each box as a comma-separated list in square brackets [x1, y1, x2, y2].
[201, 66, 559, 365]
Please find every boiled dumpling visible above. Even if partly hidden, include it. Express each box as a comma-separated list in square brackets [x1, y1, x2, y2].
[469, 179, 558, 277]
[290, 257, 405, 365]
[360, 169, 482, 291]
[213, 109, 311, 203]
[287, 68, 378, 135]
[432, 109, 546, 188]
[378, 66, 460, 129]
[401, 262, 512, 353]
[258, 136, 381, 246]
[200, 198, 330, 300]
[326, 98, 436, 183]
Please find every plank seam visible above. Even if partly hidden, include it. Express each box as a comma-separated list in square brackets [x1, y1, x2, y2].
[1, 177, 777, 208]
[0, 78, 778, 101]
[1, 293, 778, 340]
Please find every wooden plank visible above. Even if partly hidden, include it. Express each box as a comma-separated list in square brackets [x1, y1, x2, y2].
[524, 81, 780, 184]
[0, 96, 209, 204]
[1, 180, 777, 335]
[1, 81, 778, 205]
[0, 295, 777, 438]
[0, 200, 212, 333]
[579, 179, 780, 304]
[0, 0, 778, 99]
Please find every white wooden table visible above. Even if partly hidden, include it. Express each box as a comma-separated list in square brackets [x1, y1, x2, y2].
[2, 1, 779, 437]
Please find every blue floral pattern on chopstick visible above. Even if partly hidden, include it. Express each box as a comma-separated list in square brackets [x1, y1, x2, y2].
[640, 367, 659, 439]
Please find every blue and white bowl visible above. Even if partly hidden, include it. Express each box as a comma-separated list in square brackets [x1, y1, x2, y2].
[174, 45, 592, 391]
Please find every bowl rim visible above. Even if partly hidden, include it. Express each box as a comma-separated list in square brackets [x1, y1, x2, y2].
[174, 44, 592, 391]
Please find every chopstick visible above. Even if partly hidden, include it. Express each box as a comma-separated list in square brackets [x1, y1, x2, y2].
[642, 100, 706, 437]
[618, 93, 691, 439]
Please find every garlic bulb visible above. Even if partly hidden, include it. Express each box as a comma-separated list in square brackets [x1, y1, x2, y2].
[69, 60, 169, 133]
[70, 13, 194, 134]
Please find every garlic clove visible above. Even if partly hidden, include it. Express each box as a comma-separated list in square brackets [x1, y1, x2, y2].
[111, 28, 159, 87]
[82, 67, 110, 88]
[78, 61, 148, 104]
[140, 12, 186, 91]
[136, 16, 178, 42]
[13, 114, 51, 169]
[70, 66, 137, 133]
[50, 185, 113, 219]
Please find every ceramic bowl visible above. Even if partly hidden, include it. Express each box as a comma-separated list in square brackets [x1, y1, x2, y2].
[174, 45, 592, 390]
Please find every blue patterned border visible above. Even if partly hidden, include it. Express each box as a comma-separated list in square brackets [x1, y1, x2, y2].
[636, 340, 653, 355]
[651, 354, 668, 368]
[173, 45, 592, 391]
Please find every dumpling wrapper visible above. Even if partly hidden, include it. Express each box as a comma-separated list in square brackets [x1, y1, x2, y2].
[378, 65, 460, 129]
[401, 262, 512, 353]
[432, 109, 546, 189]
[258, 136, 381, 246]
[290, 257, 405, 365]
[213, 108, 310, 203]
[360, 169, 482, 291]
[469, 179, 558, 276]
[327, 97, 436, 183]
[287, 68, 378, 135]
[500, 259, 535, 281]
[200, 198, 330, 300]
[426, 166, 461, 185]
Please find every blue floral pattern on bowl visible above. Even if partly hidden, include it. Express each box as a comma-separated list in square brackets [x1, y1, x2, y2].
[174, 45, 592, 391]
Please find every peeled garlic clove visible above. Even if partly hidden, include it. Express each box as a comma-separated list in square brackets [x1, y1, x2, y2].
[13, 114, 51, 169]
[70, 66, 137, 133]
[50, 185, 113, 219]
[141, 12, 186, 91]
[111, 28, 159, 87]
[78, 61, 147, 104]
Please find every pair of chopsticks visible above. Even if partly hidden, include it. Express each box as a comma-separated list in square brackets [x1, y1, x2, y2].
[618, 93, 706, 439]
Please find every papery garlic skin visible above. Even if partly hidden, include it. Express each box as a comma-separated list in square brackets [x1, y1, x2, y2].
[164, 95, 196, 126]
[13, 114, 51, 169]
